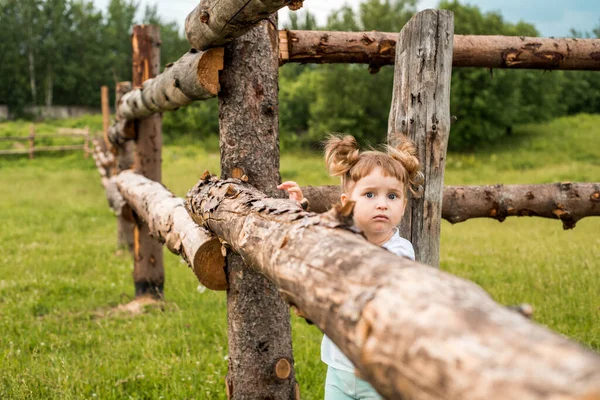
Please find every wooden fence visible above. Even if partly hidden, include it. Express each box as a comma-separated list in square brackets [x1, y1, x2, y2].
[0, 125, 91, 158]
[92, 2, 600, 399]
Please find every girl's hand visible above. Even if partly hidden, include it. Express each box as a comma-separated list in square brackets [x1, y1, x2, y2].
[277, 181, 304, 202]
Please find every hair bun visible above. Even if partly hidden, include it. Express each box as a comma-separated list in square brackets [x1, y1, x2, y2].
[324, 135, 360, 177]
[388, 136, 424, 197]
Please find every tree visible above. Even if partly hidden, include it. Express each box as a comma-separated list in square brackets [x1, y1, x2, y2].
[439, 0, 565, 150]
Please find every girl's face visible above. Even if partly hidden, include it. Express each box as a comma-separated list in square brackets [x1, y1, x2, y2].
[341, 167, 407, 245]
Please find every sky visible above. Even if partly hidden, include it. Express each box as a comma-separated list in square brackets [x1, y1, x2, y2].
[91, 0, 600, 38]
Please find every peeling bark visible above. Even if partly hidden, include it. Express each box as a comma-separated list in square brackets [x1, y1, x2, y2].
[186, 174, 600, 400]
[300, 183, 600, 229]
[279, 30, 600, 70]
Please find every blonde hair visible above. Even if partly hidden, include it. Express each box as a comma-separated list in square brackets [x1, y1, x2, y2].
[324, 134, 423, 197]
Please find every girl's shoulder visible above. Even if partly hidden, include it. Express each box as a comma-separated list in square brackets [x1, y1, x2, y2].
[382, 230, 415, 260]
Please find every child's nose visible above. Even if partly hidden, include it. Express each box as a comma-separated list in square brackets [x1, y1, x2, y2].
[376, 201, 388, 210]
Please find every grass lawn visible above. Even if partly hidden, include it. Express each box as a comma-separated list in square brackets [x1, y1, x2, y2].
[0, 114, 598, 399]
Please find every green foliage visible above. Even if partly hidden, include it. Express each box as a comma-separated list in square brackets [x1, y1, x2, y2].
[0, 0, 189, 114]
[438, 0, 565, 150]
[0, 115, 598, 398]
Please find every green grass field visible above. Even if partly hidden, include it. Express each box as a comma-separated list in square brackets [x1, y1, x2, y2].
[0, 114, 598, 399]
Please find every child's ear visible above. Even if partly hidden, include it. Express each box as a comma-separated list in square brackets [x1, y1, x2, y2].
[340, 193, 348, 206]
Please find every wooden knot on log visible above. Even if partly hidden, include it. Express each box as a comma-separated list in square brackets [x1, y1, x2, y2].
[287, 0, 304, 11]
[590, 191, 600, 202]
[199, 10, 209, 24]
[274, 358, 292, 380]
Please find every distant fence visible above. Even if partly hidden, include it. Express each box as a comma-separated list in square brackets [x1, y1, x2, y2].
[0, 125, 91, 158]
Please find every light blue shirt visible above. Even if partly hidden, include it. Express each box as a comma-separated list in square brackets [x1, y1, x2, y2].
[320, 228, 415, 372]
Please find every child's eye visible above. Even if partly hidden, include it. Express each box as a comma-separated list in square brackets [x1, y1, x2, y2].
[388, 193, 397, 200]
[365, 192, 374, 198]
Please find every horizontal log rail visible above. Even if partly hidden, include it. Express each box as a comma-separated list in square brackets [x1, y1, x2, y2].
[300, 182, 600, 229]
[279, 30, 600, 71]
[91, 139, 127, 218]
[0, 126, 91, 158]
[110, 30, 600, 125]
[117, 48, 224, 122]
[114, 170, 226, 289]
[0, 145, 87, 156]
[185, 174, 600, 400]
[185, 0, 297, 51]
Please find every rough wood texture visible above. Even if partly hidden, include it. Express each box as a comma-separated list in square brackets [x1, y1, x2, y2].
[443, 182, 600, 229]
[387, 10, 453, 268]
[114, 170, 226, 289]
[218, 16, 297, 399]
[132, 25, 164, 298]
[91, 138, 127, 218]
[185, 0, 291, 51]
[117, 48, 224, 121]
[187, 175, 600, 400]
[107, 119, 135, 147]
[101, 85, 112, 152]
[279, 30, 600, 71]
[300, 183, 600, 229]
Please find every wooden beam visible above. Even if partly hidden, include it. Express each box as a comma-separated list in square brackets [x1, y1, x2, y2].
[218, 16, 298, 399]
[388, 10, 453, 268]
[131, 25, 164, 299]
[185, 0, 295, 51]
[117, 48, 224, 121]
[186, 174, 600, 400]
[279, 30, 600, 71]
[114, 170, 226, 289]
[299, 183, 600, 229]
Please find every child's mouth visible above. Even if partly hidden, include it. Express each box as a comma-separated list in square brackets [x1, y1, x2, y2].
[373, 215, 388, 221]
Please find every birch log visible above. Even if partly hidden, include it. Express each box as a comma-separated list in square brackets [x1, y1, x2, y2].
[115, 170, 226, 289]
[185, 0, 294, 51]
[299, 183, 600, 229]
[387, 10, 453, 268]
[218, 16, 297, 399]
[114, 81, 135, 251]
[117, 48, 224, 121]
[187, 175, 600, 400]
[279, 30, 600, 71]
[91, 138, 127, 218]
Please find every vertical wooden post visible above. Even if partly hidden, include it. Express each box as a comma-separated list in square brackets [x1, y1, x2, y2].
[115, 81, 135, 253]
[100, 85, 112, 154]
[387, 10, 454, 268]
[218, 17, 298, 399]
[28, 124, 35, 159]
[131, 25, 164, 298]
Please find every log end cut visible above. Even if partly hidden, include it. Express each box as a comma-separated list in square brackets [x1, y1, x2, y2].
[192, 237, 227, 290]
[197, 47, 225, 96]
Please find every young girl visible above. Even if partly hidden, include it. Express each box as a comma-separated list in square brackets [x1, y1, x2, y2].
[278, 134, 423, 400]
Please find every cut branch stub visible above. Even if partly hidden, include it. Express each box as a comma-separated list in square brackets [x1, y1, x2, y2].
[115, 170, 227, 290]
